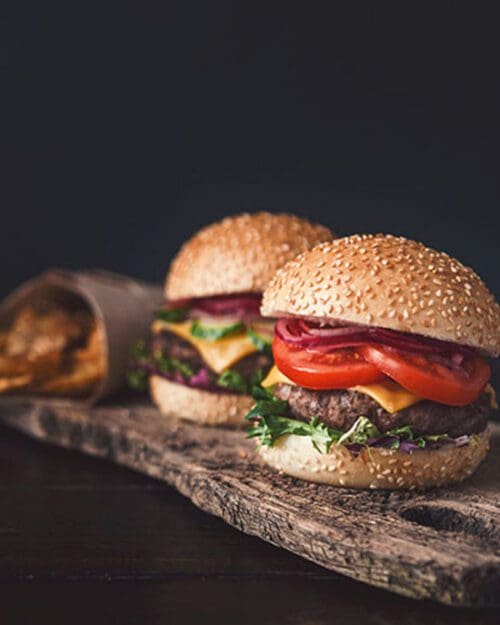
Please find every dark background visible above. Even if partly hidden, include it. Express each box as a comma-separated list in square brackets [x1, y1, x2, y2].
[3, 0, 500, 385]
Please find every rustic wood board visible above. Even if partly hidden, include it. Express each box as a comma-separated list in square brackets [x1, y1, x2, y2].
[0, 398, 499, 607]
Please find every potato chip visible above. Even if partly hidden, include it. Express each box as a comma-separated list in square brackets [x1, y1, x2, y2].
[0, 302, 104, 397]
[74, 325, 104, 360]
[32, 360, 102, 396]
[0, 350, 62, 378]
[4, 306, 87, 358]
[0, 374, 33, 393]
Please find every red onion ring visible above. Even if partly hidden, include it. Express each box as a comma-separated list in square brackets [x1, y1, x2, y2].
[165, 293, 262, 320]
[275, 318, 476, 358]
[195, 294, 261, 315]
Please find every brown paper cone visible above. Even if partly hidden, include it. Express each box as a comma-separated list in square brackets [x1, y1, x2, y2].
[0, 269, 163, 405]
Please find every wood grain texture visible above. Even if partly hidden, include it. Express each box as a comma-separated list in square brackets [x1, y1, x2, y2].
[0, 397, 499, 607]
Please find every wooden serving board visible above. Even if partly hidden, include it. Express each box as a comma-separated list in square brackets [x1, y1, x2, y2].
[0, 397, 499, 607]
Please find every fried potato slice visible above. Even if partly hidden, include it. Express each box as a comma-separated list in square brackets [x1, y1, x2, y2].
[4, 306, 88, 358]
[32, 360, 102, 396]
[0, 350, 62, 378]
[73, 325, 105, 363]
[0, 303, 104, 397]
[0, 374, 33, 393]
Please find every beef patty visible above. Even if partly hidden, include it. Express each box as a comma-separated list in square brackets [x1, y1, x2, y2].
[274, 384, 491, 437]
[151, 330, 272, 385]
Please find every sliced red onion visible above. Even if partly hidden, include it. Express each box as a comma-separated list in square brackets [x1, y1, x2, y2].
[164, 293, 262, 319]
[275, 318, 476, 359]
[163, 298, 193, 310]
[194, 293, 261, 315]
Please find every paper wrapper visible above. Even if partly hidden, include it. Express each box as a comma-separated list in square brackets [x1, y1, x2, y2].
[0, 269, 162, 406]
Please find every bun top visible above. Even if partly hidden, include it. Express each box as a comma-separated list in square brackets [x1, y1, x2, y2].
[261, 234, 500, 356]
[165, 212, 333, 300]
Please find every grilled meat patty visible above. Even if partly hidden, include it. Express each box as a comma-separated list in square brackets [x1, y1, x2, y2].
[151, 330, 272, 387]
[274, 384, 491, 437]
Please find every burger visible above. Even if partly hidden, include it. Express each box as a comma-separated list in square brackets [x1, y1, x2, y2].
[247, 234, 499, 489]
[129, 212, 332, 425]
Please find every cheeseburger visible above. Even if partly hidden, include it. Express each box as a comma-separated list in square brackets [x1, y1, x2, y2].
[247, 234, 499, 489]
[130, 212, 332, 425]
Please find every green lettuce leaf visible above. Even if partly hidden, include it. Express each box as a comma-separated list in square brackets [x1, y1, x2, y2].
[156, 308, 189, 322]
[190, 321, 246, 341]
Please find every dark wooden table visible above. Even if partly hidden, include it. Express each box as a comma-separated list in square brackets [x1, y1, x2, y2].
[0, 422, 498, 625]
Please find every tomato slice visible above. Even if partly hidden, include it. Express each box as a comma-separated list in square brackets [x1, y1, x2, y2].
[272, 336, 386, 390]
[359, 345, 490, 406]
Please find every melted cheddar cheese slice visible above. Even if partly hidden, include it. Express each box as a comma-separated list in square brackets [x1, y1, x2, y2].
[261, 365, 295, 388]
[152, 320, 258, 374]
[350, 380, 422, 413]
[261, 365, 422, 413]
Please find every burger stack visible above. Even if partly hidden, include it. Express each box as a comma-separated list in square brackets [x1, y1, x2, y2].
[132, 217, 500, 490]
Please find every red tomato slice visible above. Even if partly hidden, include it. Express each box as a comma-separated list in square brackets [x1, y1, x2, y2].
[273, 336, 386, 390]
[359, 345, 490, 406]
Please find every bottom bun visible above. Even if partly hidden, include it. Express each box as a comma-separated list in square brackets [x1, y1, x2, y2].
[258, 428, 490, 489]
[149, 375, 254, 426]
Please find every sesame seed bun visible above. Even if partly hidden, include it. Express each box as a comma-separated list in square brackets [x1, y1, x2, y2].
[261, 234, 500, 356]
[258, 428, 490, 489]
[165, 212, 333, 300]
[149, 375, 254, 426]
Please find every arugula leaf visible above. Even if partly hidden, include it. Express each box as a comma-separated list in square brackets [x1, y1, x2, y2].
[170, 358, 195, 378]
[415, 433, 449, 448]
[423, 433, 449, 443]
[190, 321, 246, 341]
[246, 397, 289, 421]
[128, 341, 150, 391]
[247, 329, 272, 354]
[217, 370, 247, 394]
[251, 382, 274, 401]
[248, 369, 265, 394]
[337, 416, 380, 445]
[131, 340, 148, 361]
[307, 416, 344, 453]
[215, 368, 267, 395]
[127, 369, 149, 391]
[152, 351, 194, 378]
[384, 425, 415, 439]
[388, 438, 401, 450]
[156, 308, 188, 322]
[247, 414, 313, 447]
